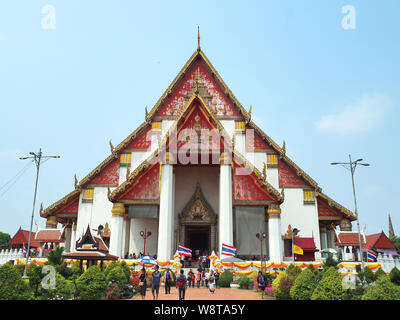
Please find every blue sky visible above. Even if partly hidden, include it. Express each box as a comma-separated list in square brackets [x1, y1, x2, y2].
[0, 1, 399, 238]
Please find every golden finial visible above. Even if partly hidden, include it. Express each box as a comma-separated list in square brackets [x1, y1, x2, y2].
[126, 167, 130, 181]
[109, 139, 114, 153]
[145, 106, 149, 120]
[262, 163, 267, 182]
[248, 105, 252, 122]
[40, 203, 43, 214]
[197, 26, 200, 51]
[107, 185, 111, 200]
[282, 140, 286, 155]
[232, 134, 236, 151]
[74, 174, 78, 189]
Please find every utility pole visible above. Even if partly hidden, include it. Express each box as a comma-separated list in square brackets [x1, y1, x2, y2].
[20, 148, 60, 278]
[331, 155, 369, 273]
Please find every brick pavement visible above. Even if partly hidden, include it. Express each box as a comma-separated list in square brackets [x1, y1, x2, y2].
[130, 286, 264, 300]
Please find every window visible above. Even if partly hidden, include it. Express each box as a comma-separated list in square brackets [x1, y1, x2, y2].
[284, 239, 292, 257]
[235, 121, 245, 131]
[267, 153, 278, 168]
[82, 188, 94, 203]
[303, 189, 315, 204]
[120, 153, 131, 167]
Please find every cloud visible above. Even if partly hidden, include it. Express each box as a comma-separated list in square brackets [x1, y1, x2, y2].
[315, 94, 392, 135]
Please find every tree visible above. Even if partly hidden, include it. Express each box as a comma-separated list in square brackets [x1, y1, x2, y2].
[47, 247, 64, 266]
[0, 232, 11, 249]
[362, 274, 400, 300]
[76, 265, 107, 300]
[106, 265, 128, 291]
[29, 264, 44, 297]
[219, 270, 234, 287]
[389, 267, 400, 286]
[290, 269, 318, 300]
[375, 268, 387, 279]
[311, 267, 345, 300]
[0, 264, 32, 300]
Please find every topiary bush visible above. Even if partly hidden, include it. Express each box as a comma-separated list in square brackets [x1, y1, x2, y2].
[106, 265, 128, 291]
[76, 265, 107, 300]
[238, 276, 251, 289]
[375, 268, 387, 279]
[286, 264, 302, 279]
[38, 273, 75, 300]
[311, 267, 345, 300]
[363, 266, 376, 284]
[362, 274, 400, 300]
[290, 269, 318, 300]
[219, 270, 234, 287]
[272, 272, 294, 300]
[0, 264, 32, 300]
[119, 261, 131, 282]
[56, 262, 73, 280]
[389, 267, 400, 286]
[104, 261, 119, 278]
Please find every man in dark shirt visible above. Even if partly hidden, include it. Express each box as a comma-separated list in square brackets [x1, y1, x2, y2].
[176, 269, 187, 300]
[151, 265, 162, 300]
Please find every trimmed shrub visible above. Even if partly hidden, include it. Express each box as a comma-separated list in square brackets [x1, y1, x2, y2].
[119, 261, 131, 282]
[29, 265, 44, 297]
[39, 273, 75, 300]
[47, 247, 64, 266]
[286, 264, 302, 279]
[362, 275, 400, 300]
[290, 269, 318, 300]
[76, 265, 107, 300]
[238, 276, 251, 289]
[389, 267, 400, 286]
[104, 262, 119, 278]
[363, 266, 376, 284]
[13, 264, 26, 277]
[56, 262, 73, 280]
[375, 268, 387, 279]
[272, 272, 294, 300]
[219, 270, 234, 287]
[311, 267, 345, 300]
[106, 265, 128, 290]
[0, 264, 32, 300]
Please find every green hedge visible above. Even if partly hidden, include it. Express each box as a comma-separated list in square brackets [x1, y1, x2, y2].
[0, 264, 32, 300]
[76, 265, 107, 300]
[238, 276, 251, 289]
[362, 275, 400, 300]
[290, 269, 318, 300]
[39, 273, 75, 300]
[219, 270, 233, 287]
[311, 267, 344, 300]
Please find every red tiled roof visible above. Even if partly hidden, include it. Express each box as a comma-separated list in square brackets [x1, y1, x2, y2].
[294, 237, 318, 251]
[35, 229, 64, 242]
[8, 228, 40, 247]
[336, 232, 366, 246]
[63, 251, 118, 260]
[364, 232, 396, 250]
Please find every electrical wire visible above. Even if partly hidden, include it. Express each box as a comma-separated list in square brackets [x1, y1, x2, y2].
[0, 161, 34, 198]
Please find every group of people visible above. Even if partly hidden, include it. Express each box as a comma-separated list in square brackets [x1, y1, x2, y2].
[138, 266, 220, 300]
[124, 252, 158, 260]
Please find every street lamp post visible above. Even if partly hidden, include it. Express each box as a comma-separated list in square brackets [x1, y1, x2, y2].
[331, 155, 370, 273]
[256, 232, 267, 272]
[20, 148, 60, 278]
[140, 229, 152, 256]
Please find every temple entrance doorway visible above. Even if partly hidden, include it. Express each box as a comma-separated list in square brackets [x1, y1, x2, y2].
[185, 225, 210, 260]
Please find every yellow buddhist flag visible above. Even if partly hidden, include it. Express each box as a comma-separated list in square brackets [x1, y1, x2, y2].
[293, 245, 303, 255]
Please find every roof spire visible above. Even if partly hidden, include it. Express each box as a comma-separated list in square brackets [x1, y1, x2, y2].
[389, 214, 395, 238]
[197, 26, 200, 51]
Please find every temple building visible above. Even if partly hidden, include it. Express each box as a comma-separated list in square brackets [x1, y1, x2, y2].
[40, 38, 356, 263]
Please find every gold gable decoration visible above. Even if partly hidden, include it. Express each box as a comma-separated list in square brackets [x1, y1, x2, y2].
[179, 183, 216, 225]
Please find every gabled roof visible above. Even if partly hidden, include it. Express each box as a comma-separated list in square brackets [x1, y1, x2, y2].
[34, 227, 64, 243]
[317, 192, 356, 221]
[335, 230, 366, 246]
[364, 232, 396, 250]
[8, 227, 40, 247]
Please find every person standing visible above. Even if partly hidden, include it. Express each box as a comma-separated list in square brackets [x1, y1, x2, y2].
[205, 269, 210, 288]
[151, 265, 162, 300]
[208, 270, 215, 294]
[139, 268, 147, 300]
[187, 269, 194, 288]
[196, 269, 201, 288]
[214, 270, 220, 289]
[257, 271, 266, 299]
[176, 269, 187, 300]
[163, 268, 173, 294]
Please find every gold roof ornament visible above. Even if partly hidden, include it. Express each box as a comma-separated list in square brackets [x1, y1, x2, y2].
[126, 167, 130, 181]
[232, 134, 235, 151]
[281, 186, 285, 199]
[74, 174, 78, 189]
[107, 185, 111, 200]
[109, 139, 114, 153]
[282, 140, 286, 155]
[262, 163, 267, 182]
[145, 106, 149, 121]
[248, 105, 252, 122]
[40, 203, 43, 215]
[197, 26, 200, 51]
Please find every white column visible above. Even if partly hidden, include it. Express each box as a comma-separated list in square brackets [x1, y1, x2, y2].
[63, 224, 72, 253]
[218, 152, 233, 254]
[268, 204, 283, 262]
[109, 203, 125, 257]
[157, 152, 174, 261]
[70, 222, 77, 252]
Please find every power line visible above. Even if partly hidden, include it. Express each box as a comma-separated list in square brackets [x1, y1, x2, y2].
[0, 161, 34, 198]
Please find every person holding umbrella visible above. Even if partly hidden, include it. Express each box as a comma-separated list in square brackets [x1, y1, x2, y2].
[139, 268, 147, 300]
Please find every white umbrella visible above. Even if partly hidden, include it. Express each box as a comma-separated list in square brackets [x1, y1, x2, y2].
[139, 255, 158, 265]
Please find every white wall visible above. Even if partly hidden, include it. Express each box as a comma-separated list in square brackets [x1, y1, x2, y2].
[129, 218, 158, 256]
[279, 188, 321, 257]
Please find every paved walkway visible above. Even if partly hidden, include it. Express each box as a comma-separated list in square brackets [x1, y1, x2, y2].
[130, 286, 264, 300]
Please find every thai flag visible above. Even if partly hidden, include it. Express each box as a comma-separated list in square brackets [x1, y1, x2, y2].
[22, 244, 27, 257]
[221, 243, 237, 257]
[367, 249, 377, 262]
[178, 244, 192, 257]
